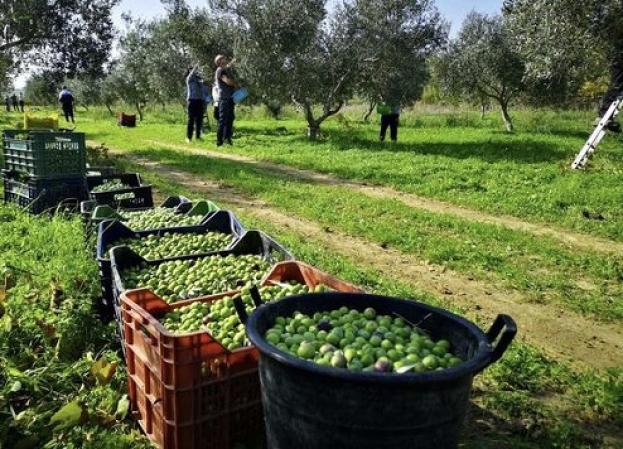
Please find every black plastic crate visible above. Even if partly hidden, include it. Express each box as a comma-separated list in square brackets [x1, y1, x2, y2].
[3, 172, 88, 215]
[110, 229, 293, 313]
[86, 173, 142, 192]
[81, 195, 193, 241]
[3, 130, 86, 178]
[89, 198, 219, 234]
[92, 185, 153, 210]
[86, 173, 153, 209]
[96, 210, 245, 319]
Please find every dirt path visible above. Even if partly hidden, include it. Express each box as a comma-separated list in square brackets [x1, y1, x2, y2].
[125, 150, 623, 371]
[147, 140, 623, 255]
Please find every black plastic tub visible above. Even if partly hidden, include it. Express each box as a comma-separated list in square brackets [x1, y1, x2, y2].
[245, 292, 516, 449]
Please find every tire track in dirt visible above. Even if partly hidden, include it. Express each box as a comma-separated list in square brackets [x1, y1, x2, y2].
[146, 140, 623, 255]
[127, 152, 623, 370]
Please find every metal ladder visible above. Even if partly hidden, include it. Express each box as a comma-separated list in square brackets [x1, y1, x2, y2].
[571, 94, 623, 169]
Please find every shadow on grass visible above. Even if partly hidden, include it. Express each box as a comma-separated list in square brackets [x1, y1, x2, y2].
[461, 399, 614, 449]
[230, 124, 580, 165]
[324, 132, 569, 164]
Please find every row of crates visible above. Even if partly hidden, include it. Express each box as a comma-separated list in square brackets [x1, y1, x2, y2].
[2, 129, 88, 213]
[85, 186, 364, 449]
[2, 170, 156, 215]
[2, 129, 156, 214]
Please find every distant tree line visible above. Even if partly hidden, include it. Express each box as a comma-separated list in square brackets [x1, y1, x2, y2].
[2, 0, 622, 135]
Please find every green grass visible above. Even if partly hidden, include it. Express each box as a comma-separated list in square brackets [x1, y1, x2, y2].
[113, 144, 623, 321]
[117, 159, 623, 447]
[0, 207, 154, 448]
[73, 105, 623, 241]
[1, 104, 622, 448]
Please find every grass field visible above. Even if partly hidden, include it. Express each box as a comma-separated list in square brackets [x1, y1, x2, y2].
[1, 103, 622, 448]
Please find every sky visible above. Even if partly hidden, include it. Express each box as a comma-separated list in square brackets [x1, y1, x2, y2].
[114, 0, 505, 37]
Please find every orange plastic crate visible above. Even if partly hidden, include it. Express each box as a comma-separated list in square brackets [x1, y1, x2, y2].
[122, 288, 262, 449]
[259, 260, 365, 293]
[120, 262, 363, 448]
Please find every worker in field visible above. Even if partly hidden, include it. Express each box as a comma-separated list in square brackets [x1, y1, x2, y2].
[214, 54, 241, 146]
[58, 86, 75, 123]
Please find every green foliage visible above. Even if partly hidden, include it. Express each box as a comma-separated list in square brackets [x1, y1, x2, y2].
[439, 13, 524, 131]
[0, 0, 119, 78]
[0, 207, 152, 448]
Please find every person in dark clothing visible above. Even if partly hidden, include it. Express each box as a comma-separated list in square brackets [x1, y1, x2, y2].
[379, 103, 400, 142]
[11, 93, 18, 111]
[4, 96, 10, 112]
[214, 54, 240, 146]
[58, 86, 75, 123]
[185, 65, 205, 143]
[18, 93, 24, 112]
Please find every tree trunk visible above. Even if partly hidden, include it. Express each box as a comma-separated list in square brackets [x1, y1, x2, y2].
[301, 102, 320, 140]
[500, 100, 513, 132]
[480, 102, 486, 119]
[307, 124, 320, 139]
[105, 102, 114, 116]
[135, 102, 143, 121]
[362, 101, 375, 122]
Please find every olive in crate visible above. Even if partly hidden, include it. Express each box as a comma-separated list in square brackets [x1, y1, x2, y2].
[104, 231, 235, 260]
[159, 282, 334, 350]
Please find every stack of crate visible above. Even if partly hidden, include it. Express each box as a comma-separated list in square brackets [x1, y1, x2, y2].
[2, 130, 88, 214]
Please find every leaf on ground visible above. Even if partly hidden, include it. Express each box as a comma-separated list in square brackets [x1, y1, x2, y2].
[116, 394, 130, 419]
[48, 399, 88, 431]
[91, 358, 118, 386]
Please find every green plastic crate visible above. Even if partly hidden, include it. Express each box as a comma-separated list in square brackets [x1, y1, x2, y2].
[3, 130, 86, 178]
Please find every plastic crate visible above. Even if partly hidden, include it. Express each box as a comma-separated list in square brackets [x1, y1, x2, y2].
[3, 172, 88, 215]
[92, 198, 218, 222]
[122, 288, 263, 449]
[259, 260, 365, 294]
[86, 173, 142, 192]
[110, 230, 293, 306]
[87, 173, 153, 210]
[93, 185, 153, 209]
[24, 113, 60, 131]
[82, 195, 194, 240]
[96, 210, 245, 322]
[119, 112, 137, 127]
[119, 262, 362, 448]
[3, 130, 86, 178]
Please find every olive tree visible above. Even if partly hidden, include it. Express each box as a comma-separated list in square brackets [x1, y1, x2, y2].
[0, 0, 119, 78]
[502, 0, 623, 107]
[437, 13, 524, 132]
[211, 0, 445, 139]
[209, 0, 335, 137]
[348, 0, 447, 120]
[112, 18, 161, 120]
